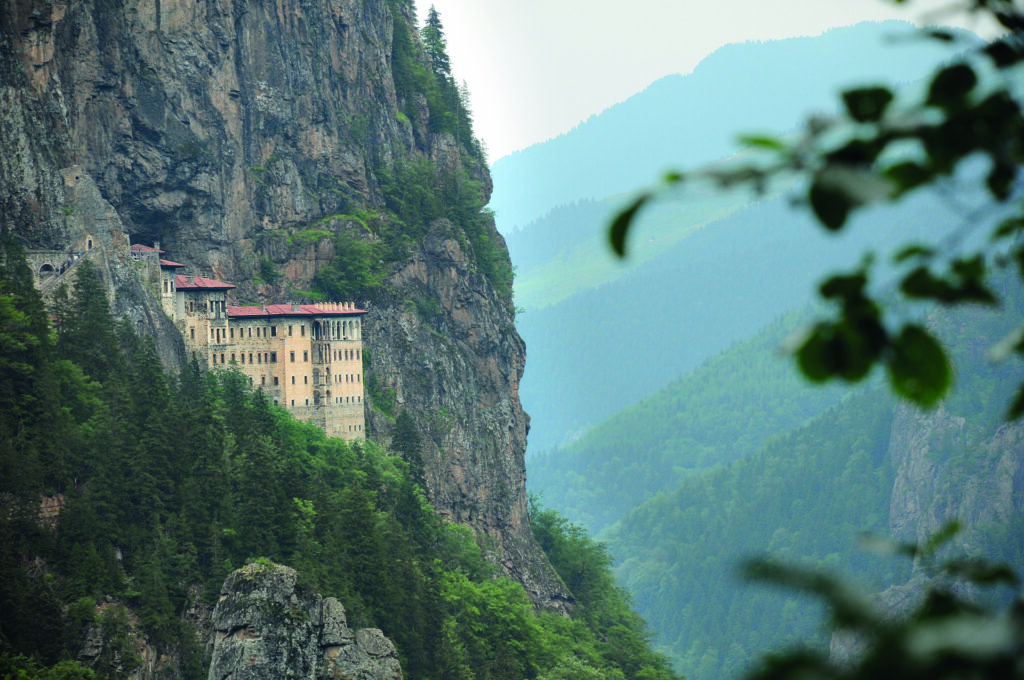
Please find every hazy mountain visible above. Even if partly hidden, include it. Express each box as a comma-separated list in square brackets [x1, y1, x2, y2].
[490, 20, 956, 234]
[518, 188, 960, 454]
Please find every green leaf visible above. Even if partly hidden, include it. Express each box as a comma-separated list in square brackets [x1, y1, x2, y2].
[808, 179, 852, 231]
[608, 193, 650, 258]
[826, 138, 885, 165]
[900, 261, 996, 305]
[984, 39, 1024, 67]
[894, 244, 935, 263]
[986, 158, 1017, 201]
[737, 135, 787, 150]
[819, 271, 867, 302]
[926, 63, 977, 109]
[925, 29, 957, 42]
[796, 318, 883, 383]
[1008, 382, 1024, 420]
[842, 87, 894, 123]
[887, 324, 950, 407]
[885, 161, 932, 193]
[992, 217, 1024, 241]
[796, 325, 837, 382]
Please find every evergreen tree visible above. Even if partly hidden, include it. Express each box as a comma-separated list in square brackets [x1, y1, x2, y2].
[392, 409, 425, 486]
[421, 6, 450, 80]
[55, 260, 118, 383]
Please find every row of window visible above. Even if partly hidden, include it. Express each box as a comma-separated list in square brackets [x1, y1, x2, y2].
[335, 373, 361, 384]
[188, 299, 226, 316]
[231, 325, 277, 339]
[334, 349, 361, 361]
[213, 351, 278, 365]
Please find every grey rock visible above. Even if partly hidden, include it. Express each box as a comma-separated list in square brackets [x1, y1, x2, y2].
[1, 0, 567, 607]
[209, 562, 401, 680]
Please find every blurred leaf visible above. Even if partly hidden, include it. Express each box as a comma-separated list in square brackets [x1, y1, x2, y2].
[843, 87, 894, 123]
[906, 615, 1015, 660]
[797, 325, 838, 382]
[945, 558, 1020, 587]
[925, 28, 957, 42]
[608, 193, 651, 258]
[987, 326, 1024, 363]
[984, 38, 1024, 67]
[992, 217, 1024, 241]
[887, 324, 950, 407]
[820, 271, 867, 301]
[894, 244, 936, 262]
[986, 158, 1017, 201]
[809, 180, 853, 230]
[1008, 382, 1024, 420]
[901, 259, 997, 305]
[923, 520, 961, 556]
[827, 138, 886, 165]
[741, 558, 879, 629]
[859, 532, 918, 558]
[738, 135, 787, 150]
[885, 161, 933, 193]
[926, 63, 977, 109]
[797, 318, 884, 383]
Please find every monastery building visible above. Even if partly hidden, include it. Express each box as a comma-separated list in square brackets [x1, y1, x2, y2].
[134, 243, 366, 440]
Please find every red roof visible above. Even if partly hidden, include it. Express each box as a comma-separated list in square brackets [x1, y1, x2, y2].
[160, 259, 185, 268]
[228, 303, 367, 318]
[175, 274, 236, 290]
[131, 244, 165, 254]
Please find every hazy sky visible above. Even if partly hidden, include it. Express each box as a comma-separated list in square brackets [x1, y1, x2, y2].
[417, 1, 990, 160]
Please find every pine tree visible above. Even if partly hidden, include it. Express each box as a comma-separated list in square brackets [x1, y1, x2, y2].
[421, 6, 450, 80]
[56, 260, 118, 382]
[392, 409, 425, 486]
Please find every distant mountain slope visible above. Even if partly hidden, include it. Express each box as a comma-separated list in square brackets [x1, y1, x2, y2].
[490, 20, 957, 234]
[544, 269, 1024, 680]
[519, 188, 957, 454]
[528, 308, 847, 534]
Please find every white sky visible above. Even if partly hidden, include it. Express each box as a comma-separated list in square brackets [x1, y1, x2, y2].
[415, 0, 992, 161]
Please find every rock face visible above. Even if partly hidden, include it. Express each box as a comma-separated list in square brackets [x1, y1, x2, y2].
[210, 563, 401, 680]
[829, 402, 1024, 665]
[0, 0, 567, 605]
[887, 403, 1024, 550]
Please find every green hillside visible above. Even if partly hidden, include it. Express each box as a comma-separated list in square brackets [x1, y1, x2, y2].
[0, 237, 678, 680]
[530, 268, 1024, 680]
[528, 308, 846, 533]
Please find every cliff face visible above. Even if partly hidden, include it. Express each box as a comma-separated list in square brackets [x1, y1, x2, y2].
[0, 0, 566, 605]
[210, 563, 401, 680]
[887, 402, 1024, 551]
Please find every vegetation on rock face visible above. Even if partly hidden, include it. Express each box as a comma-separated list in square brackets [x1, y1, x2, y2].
[310, 4, 507, 305]
[0, 234, 672, 680]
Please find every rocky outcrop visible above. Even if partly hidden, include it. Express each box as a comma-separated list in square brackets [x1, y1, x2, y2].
[887, 402, 1024, 550]
[1, 0, 566, 605]
[209, 562, 401, 680]
[830, 401, 1024, 665]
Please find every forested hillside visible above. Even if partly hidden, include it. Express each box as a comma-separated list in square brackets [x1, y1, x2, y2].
[530, 267, 1024, 680]
[517, 186, 959, 453]
[528, 309, 846, 533]
[0, 238, 678, 680]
